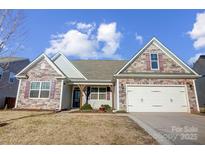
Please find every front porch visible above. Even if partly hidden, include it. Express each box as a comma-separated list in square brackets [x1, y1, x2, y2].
[69, 83, 115, 110]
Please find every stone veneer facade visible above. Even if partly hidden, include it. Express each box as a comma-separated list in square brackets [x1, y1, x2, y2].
[16, 58, 63, 110]
[124, 43, 187, 74]
[118, 42, 198, 113]
[118, 78, 198, 113]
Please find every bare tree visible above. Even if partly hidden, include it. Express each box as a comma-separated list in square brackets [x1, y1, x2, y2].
[0, 10, 26, 88]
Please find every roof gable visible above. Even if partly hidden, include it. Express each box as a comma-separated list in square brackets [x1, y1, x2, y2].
[16, 53, 65, 78]
[115, 37, 199, 76]
[51, 52, 87, 80]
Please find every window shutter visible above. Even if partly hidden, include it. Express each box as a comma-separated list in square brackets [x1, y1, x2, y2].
[24, 81, 30, 98]
[158, 53, 164, 71]
[145, 53, 151, 71]
[50, 80, 56, 99]
[107, 87, 110, 100]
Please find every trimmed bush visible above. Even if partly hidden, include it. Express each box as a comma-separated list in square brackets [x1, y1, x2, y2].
[80, 104, 93, 110]
[101, 104, 112, 112]
[115, 110, 127, 113]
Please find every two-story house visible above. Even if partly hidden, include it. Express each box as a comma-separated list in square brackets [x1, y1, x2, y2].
[0, 57, 29, 109]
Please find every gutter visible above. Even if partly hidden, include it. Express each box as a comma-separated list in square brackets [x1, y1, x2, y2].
[114, 74, 201, 79]
[67, 80, 114, 85]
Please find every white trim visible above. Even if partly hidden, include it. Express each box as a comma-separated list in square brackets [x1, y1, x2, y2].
[115, 37, 199, 76]
[15, 79, 22, 108]
[29, 81, 51, 99]
[115, 74, 201, 78]
[59, 80, 64, 110]
[193, 80, 200, 112]
[126, 84, 190, 113]
[150, 53, 159, 70]
[126, 84, 188, 87]
[185, 85, 191, 113]
[152, 39, 198, 75]
[90, 86, 107, 100]
[126, 84, 128, 112]
[116, 79, 119, 110]
[71, 86, 75, 108]
[71, 80, 112, 82]
[52, 52, 87, 80]
[16, 53, 65, 78]
[71, 82, 113, 85]
[115, 38, 154, 75]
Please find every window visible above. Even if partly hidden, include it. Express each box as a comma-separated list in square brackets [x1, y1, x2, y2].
[9, 72, 15, 83]
[90, 87, 98, 100]
[99, 87, 106, 100]
[90, 87, 107, 100]
[0, 67, 3, 80]
[29, 81, 50, 98]
[150, 53, 159, 70]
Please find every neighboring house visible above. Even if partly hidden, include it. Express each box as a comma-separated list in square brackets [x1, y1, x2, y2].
[15, 37, 200, 113]
[193, 55, 205, 112]
[0, 57, 30, 108]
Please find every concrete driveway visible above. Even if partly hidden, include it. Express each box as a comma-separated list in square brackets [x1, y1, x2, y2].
[129, 113, 205, 145]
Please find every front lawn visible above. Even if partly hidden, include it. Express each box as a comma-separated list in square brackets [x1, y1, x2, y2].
[0, 111, 157, 144]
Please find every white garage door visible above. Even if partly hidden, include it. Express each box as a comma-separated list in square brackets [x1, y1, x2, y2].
[127, 86, 189, 112]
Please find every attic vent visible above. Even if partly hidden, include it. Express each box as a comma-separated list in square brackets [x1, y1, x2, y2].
[41, 63, 46, 69]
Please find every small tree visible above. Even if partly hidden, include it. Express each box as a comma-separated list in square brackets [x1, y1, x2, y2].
[0, 10, 26, 88]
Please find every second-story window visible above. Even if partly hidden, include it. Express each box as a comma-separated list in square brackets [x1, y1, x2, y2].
[9, 72, 15, 83]
[0, 67, 3, 80]
[150, 53, 159, 70]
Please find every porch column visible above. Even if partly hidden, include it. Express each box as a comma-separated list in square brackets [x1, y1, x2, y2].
[78, 84, 86, 108]
[109, 85, 115, 110]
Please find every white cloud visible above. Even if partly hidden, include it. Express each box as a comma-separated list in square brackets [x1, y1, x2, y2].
[97, 22, 122, 56]
[68, 21, 96, 35]
[188, 52, 205, 65]
[135, 33, 143, 44]
[45, 22, 122, 59]
[76, 23, 95, 30]
[45, 30, 98, 59]
[188, 12, 205, 49]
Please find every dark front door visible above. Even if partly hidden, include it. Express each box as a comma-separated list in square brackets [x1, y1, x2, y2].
[73, 88, 80, 108]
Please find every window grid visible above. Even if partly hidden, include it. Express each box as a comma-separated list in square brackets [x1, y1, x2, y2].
[150, 53, 159, 70]
[29, 81, 50, 99]
[90, 87, 107, 100]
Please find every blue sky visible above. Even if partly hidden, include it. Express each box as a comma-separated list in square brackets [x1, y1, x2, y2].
[17, 10, 205, 65]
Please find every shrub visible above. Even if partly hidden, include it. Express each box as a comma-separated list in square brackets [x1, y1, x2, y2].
[100, 104, 112, 112]
[115, 110, 127, 113]
[80, 104, 93, 110]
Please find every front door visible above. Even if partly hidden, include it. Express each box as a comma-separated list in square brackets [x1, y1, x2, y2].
[73, 88, 80, 108]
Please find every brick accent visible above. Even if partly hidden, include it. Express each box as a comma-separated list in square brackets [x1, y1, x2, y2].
[123, 43, 186, 74]
[16, 58, 63, 110]
[118, 78, 198, 113]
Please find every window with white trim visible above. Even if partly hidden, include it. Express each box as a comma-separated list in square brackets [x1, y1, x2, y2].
[29, 81, 50, 98]
[0, 67, 3, 80]
[9, 72, 15, 83]
[90, 87, 107, 100]
[150, 53, 159, 70]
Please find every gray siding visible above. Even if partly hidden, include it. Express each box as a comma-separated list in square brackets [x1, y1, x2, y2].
[61, 83, 72, 109]
[193, 57, 205, 109]
[0, 59, 29, 108]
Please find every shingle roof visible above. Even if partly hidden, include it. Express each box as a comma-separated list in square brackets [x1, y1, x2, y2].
[71, 60, 127, 80]
[0, 57, 28, 63]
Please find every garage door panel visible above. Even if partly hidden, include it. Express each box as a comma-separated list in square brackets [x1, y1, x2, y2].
[127, 86, 188, 112]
